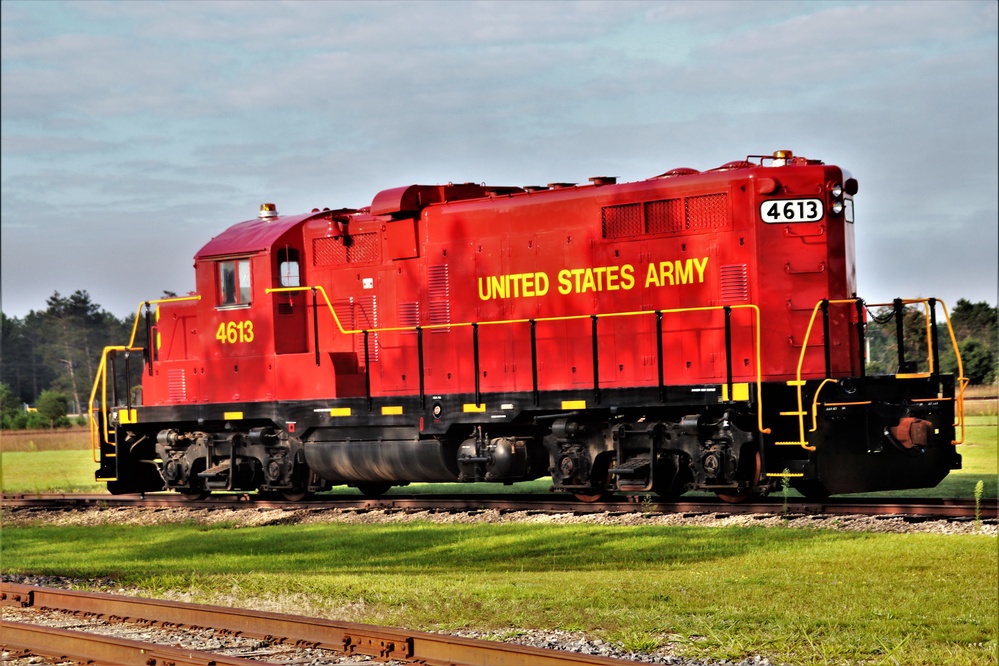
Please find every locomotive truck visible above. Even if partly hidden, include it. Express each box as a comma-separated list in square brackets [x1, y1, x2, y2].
[90, 150, 967, 501]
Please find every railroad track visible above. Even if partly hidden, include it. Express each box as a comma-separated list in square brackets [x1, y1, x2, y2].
[1, 582, 642, 665]
[2, 492, 995, 520]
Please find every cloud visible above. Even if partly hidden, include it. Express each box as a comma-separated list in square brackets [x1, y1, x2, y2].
[2, 0, 996, 318]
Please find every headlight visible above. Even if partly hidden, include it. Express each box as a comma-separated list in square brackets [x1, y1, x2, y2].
[831, 201, 844, 214]
[830, 183, 843, 198]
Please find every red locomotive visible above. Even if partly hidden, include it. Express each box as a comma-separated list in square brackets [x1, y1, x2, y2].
[90, 150, 967, 501]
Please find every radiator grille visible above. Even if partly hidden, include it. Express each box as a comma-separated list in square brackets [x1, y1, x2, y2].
[601, 203, 643, 238]
[313, 232, 380, 266]
[645, 198, 684, 233]
[601, 192, 730, 238]
[686, 193, 730, 230]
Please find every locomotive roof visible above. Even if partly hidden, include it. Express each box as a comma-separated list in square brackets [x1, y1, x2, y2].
[195, 212, 314, 259]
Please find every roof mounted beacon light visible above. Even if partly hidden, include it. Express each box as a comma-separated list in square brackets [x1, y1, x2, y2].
[258, 203, 278, 219]
[772, 150, 793, 167]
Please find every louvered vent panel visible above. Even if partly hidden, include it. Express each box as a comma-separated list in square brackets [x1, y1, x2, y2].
[427, 264, 451, 332]
[601, 203, 644, 238]
[332, 297, 381, 359]
[355, 295, 379, 361]
[332, 298, 355, 330]
[645, 198, 684, 233]
[398, 301, 419, 334]
[720, 264, 749, 302]
[167, 368, 187, 402]
[685, 193, 730, 230]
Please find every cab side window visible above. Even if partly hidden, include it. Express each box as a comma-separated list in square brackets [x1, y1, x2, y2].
[219, 258, 251, 306]
[277, 248, 301, 287]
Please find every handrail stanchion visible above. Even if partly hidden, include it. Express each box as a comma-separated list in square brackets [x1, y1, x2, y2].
[144, 303, 154, 376]
[893, 297, 906, 371]
[724, 306, 733, 400]
[363, 330, 371, 412]
[656, 311, 664, 403]
[591, 314, 600, 404]
[417, 326, 425, 409]
[855, 298, 866, 379]
[821, 299, 831, 378]
[928, 297, 940, 375]
[472, 322, 481, 407]
[312, 288, 320, 367]
[109, 351, 119, 408]
[530, 319, 539, 406]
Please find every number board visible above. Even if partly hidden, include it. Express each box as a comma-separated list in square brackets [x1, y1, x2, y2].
[760, 198, 824, 223]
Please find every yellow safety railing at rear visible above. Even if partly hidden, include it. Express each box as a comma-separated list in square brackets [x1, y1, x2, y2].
[778, 297, 967, 452]
[864, 298, 968, 445]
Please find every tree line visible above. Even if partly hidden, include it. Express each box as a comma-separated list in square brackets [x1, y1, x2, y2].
[1, 290, 135, 429]
[0, 290, 996, 429]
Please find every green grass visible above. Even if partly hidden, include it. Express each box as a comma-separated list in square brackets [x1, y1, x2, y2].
[1, 521, 995, 665]
[0, 449, 106, 493]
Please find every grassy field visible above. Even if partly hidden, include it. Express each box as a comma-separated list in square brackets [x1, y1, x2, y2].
[1, 519, 995, 665]
[3, 414, 995, 497]
[2, 416, 997, 664]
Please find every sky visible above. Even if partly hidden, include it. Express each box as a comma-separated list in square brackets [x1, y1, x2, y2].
[2, 0, 997, 320]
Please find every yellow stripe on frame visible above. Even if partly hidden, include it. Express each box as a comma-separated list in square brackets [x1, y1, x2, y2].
[463, 403, 486, 413]
[118, 408, 137, 424]
[224, 411, 243, 420]
[382, 406, 403, 416]
[561, 400, 586, 409]
[329, 407, 352, 417]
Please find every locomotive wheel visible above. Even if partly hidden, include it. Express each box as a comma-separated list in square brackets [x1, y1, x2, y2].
[356, 482, 393, 497]
[791, 479, 831, 500]
[279, 491, 312, 502]
[180, 489, 211, 501]
[573, 490, 611, 503]
[714, 448, 762, 504]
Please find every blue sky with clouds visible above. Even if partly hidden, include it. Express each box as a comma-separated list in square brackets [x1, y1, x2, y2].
[2, 0, 996, 318]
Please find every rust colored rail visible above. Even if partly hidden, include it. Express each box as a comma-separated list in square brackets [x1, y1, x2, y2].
[1, 619, 264, 666]
[3, 492, 996, 520]
[1, 583, 644, 666]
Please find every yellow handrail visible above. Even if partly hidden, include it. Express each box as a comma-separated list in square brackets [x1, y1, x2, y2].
[268, 285, 772, 435]
[88, 296, 201, 462]
[783, 299, 863, 451]
[866, 298, 968, 444]
[783, 297, 968, 451]
[91, 286, 773, 469]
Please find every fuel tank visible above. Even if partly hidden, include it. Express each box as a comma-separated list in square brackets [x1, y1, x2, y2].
[304, 436, 460, 483]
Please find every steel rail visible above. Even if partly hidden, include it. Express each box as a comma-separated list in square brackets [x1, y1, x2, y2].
[0, 619, 266, 666]
[3, 492, 995, 520]
[2, 583, 645, 666]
